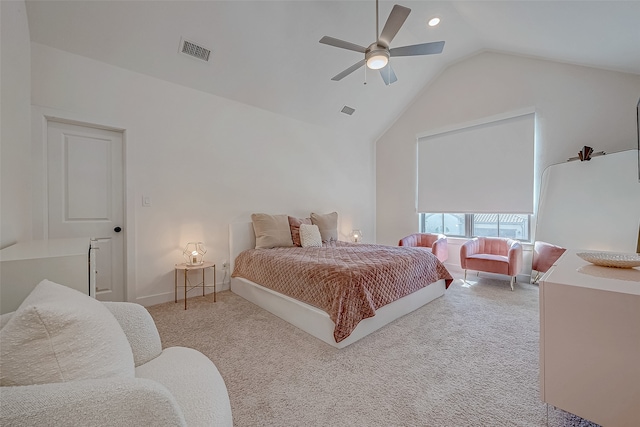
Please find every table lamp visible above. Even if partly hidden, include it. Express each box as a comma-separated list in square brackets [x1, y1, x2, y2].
[183, 242, 206, 266]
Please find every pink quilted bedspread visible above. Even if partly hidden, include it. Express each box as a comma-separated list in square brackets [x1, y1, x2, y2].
[231, 241, 453, 342]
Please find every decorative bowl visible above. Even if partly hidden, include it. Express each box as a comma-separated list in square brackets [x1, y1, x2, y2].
[577, 252, 640, 269]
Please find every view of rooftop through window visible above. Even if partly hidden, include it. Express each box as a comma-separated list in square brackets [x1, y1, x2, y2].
[420, 213, 530, 241]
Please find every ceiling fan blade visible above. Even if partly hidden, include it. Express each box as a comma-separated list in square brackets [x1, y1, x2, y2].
[378, 4, 411, 48]
[390, 41, 445, 57]
[319, 36, 367, 53]
[331, 59, 366, 81]
[379, 64, 398, 86]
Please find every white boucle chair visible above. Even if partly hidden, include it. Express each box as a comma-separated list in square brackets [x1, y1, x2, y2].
[0, 280, 232, 427]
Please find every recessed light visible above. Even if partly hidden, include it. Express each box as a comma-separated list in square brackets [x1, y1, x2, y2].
[428, 17, 440, 27]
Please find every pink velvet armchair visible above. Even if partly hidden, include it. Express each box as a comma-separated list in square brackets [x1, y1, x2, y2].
[398, 233, 448, 263]
[531, 241, 566, 283]
[460, 237, 523, 290]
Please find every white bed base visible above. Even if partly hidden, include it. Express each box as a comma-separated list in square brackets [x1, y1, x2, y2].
[229, 222, 446, 349]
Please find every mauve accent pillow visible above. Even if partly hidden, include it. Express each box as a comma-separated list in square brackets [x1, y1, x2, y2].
[310, 212, 338, 243]
[251, 213, 294, 249]
[288, 216, 312, 247]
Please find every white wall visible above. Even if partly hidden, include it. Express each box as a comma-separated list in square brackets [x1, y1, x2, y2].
[30, 43, 375, 305]
[376, 51, 640, 262]
[1, 0, 32, 248]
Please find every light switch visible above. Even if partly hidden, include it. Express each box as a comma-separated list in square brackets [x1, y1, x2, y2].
[142, 195, 152, 207]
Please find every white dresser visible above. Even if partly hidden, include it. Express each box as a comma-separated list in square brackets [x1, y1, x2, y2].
[0, 238, 96, 314]
[539, 249, 640, 426]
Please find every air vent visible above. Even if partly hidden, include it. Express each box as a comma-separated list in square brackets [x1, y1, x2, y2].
[179, 38, 211, 62]
[341, 106, 355, 116]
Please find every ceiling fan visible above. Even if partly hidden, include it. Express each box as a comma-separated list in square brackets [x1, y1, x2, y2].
[319, 0, 445, 85]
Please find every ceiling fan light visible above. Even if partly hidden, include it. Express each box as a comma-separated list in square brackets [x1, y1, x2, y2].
[367, 54, 388, 70]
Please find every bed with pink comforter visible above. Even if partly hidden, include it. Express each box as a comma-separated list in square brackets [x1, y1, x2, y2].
[232, 241, 453, 343]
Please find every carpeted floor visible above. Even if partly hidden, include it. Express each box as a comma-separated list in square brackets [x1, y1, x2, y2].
[147, 274, 600, 427]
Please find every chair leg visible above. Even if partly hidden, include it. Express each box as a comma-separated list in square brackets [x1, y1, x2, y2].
[510, 276, 515, 291]
[532, 271, 540, 284]
[464, 270, 467, 283]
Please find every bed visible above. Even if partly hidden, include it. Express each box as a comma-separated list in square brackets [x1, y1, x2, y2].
[229, 222, 453, 348]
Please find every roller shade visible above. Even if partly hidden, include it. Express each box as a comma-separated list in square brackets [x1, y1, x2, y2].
[417, 112, 535, 213]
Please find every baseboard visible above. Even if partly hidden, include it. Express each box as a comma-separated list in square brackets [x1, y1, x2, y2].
[135, 281, 230, 307]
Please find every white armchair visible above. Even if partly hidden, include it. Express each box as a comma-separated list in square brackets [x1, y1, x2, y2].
[0, 281, 232, 427]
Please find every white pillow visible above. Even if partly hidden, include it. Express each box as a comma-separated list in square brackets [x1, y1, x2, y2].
[0, 280, 135, 386]
[299, 224, 323, 248]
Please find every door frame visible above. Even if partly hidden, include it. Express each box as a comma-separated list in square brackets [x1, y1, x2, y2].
[31, 105, 133, 302]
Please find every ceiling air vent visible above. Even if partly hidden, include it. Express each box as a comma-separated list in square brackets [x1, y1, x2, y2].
[341, 106, 355, 116]
[179, 38, 211, 62]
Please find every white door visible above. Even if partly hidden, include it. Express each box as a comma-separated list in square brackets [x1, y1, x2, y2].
[47, 121, 124, 301]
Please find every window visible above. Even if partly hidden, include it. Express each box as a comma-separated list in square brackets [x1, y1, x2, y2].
[421, 213, 465, 236]
[419, 213, 530, 242]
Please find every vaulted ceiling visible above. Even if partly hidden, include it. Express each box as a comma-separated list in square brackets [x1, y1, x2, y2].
[25, 1, 640, 142]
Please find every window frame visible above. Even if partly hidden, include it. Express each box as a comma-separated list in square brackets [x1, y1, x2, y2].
[419, 213, 531, 242]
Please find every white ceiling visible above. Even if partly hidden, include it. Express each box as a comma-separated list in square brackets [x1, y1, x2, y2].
[25, 1, 640, 142]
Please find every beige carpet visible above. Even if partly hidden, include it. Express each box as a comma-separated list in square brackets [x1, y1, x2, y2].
[147, 275, 598, 427]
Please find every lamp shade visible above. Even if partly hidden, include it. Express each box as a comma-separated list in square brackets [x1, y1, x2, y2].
[367, 55, 388, 70]
[366, 47, 389, 70]
[183, 242, 206, 265]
